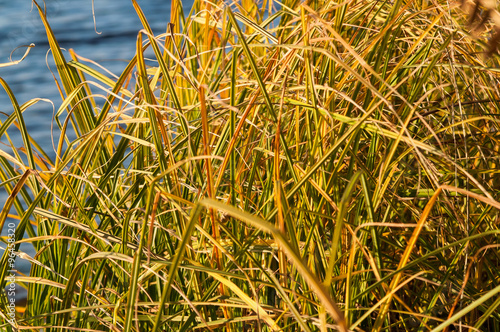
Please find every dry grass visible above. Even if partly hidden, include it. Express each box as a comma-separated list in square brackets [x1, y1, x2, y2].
[1, 0, 500, 331]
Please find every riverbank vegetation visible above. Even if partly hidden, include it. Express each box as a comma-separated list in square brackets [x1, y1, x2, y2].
[1, 0, 500, 330]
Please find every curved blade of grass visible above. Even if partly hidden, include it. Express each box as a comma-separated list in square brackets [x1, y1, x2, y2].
[67, 60, 134, 98]
[0, 43, 34, 67]
[199, 198, 348, 332]
[0, 78, 37, 174]
[32, 0, 96, 134]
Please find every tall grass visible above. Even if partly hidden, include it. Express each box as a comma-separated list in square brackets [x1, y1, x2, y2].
[1, 0, 500, 330]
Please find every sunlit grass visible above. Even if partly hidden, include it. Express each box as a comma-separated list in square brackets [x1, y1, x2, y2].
[1, 0, 500, 331]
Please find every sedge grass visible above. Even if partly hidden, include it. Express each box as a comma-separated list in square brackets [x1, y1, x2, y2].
[1, 0, 500, 331]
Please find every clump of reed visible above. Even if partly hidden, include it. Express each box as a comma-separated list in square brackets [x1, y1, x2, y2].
[1, 0, 500, 331]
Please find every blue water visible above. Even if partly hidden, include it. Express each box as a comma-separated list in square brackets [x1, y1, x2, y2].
[0, 0, 191, 300]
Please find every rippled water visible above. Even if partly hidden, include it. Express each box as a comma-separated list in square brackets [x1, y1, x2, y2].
[0, 0, 191, 299]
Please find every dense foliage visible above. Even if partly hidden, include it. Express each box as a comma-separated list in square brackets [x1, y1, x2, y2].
[1, 0, 500, 331]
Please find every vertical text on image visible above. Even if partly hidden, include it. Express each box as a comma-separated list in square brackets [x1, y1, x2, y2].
[6, 222, 17, 326]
